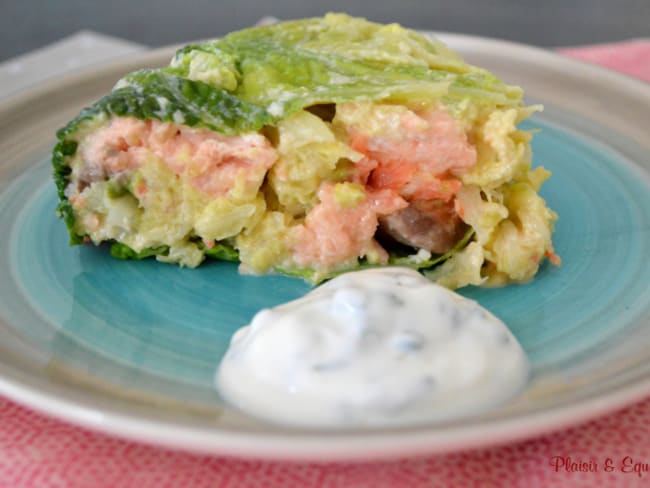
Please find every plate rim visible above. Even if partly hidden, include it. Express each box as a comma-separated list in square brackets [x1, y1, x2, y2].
[2, 353, 650, 461]
[1, 31, 650, 461]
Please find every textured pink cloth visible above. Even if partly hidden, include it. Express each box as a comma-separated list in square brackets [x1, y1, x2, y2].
[2, 396, 650, 487]
[559, 39, 650, 83]
[1, 40, 649, 488]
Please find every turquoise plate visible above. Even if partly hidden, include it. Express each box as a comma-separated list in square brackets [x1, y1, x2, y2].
[0, 34, 649, 461]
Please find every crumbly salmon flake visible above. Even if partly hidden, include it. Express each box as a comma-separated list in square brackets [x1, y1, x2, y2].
[77, 117, 277, 199]
[291, 183, 407, 269]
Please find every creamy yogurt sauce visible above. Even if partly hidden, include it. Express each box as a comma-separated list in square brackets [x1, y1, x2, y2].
[216, 268, 529, 427]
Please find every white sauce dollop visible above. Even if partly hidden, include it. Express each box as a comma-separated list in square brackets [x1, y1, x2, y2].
[216, 268, 529, 427]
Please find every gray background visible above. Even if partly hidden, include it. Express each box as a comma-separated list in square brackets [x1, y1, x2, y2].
[2, 0, 649, 62]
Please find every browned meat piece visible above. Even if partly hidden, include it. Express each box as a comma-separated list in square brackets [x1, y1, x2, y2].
[379, 199, 467, 254]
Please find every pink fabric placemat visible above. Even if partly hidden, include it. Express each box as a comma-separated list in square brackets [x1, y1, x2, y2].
[558, 39, 650, 83]
[1, 39, 649, 488]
